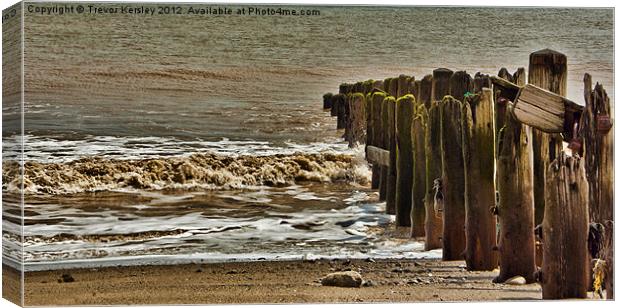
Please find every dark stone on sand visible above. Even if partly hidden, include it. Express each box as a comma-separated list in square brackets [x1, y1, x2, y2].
[321, 271, 363, 288]
[226, 270, 239, 274]
[61, 273, 74, 283]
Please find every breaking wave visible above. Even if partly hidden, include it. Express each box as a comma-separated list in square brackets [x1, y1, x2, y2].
[3, 151, 370, 195]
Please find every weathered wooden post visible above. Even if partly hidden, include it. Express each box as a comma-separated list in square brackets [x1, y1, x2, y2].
[439, 96, 466, 260]
[473, 72, 491, 93]
[424, 101, 443, 250]
[375, 91, 388, 201]
[411, 103, 426, 237]
[495, 104, 537, 283]
[323, 93, 333, 110]
[462, 88, 498, 270]
[397, 75, 411, 98]
[387, 77, 399, 98]
[332, 94, 347, 129]
[580, 74, 613, 298]
[339, 83, 353, 95]
[408, 77, 418, 98]
[419, 74, 433, 108]
[513, 68, 526, 86]
[541, 154, 589, 299]
[373, 80, 385, 91]
[498, 67, 514, 83]
[346, 93, 366, 147]
[385, 96, 398, 214]
[369, 91, 387, 191]
[432, 68, 453, 102]
[449, 71, 473, 102]
[363, 79, 375, 94]
[395, 94, 415, 227]
[529, 49, 567, 225]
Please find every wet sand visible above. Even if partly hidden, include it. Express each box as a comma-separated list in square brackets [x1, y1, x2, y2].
[8, 258, 544, 306]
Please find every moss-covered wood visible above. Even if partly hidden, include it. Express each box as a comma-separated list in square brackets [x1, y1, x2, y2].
[541, 154, 589, 299]
[462, 89, 498, 270]
[432, 68, 453, 102]
[529, 49, 567, 225]
[411, 103, 427, 237]
[449, 71, 473, 103]
[424, 101, 443, 250]
[395, 95, 415, 227]
[495, 105, 537, 283]
[439, 96, 466, 260]
[385, 96, 398, 214]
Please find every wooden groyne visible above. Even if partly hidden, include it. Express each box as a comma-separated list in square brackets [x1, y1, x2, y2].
[321, 49, 614, 300]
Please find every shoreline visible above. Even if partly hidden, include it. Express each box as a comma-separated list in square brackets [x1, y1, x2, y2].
[6, 258, 544, 305]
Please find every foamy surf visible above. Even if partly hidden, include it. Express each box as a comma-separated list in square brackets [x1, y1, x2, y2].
[3, 135, 371, 195]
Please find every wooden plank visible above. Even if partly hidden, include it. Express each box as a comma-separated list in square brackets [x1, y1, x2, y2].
[366, 145, 389, 167]
[513, 84, 566, 133]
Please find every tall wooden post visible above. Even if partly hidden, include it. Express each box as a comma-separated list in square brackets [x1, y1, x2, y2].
[449, 71, 473, 102]
[432, 68, 453, 102]
[345, 93, 366, 147]
[439, 96, 466, 260]
[419, 74, 433, 108]
[462, 88, 498, 270]
[395, 95, 415, 226]
[377, 92, 389, 201]
[580, 74, 613, 298]
[385, 96, 398, 214]
[529, 49, 567, 225]
[495, 105, 537, 283]
[424, 101, 443, 250]
[371, 91, 387, 193]
[332, 94, 347, 129]
[541, 154, 589, 299]
[411, 103, 426, 237]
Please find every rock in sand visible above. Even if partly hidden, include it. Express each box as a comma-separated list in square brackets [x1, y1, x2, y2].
[321, 271, 363, 288]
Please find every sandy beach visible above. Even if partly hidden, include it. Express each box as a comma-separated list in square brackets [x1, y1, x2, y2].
[3, 258, 544, 306]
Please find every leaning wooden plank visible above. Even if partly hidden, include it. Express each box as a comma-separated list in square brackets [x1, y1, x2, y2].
[366, 145, 390, 167]
[513, 84, 566, 133]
